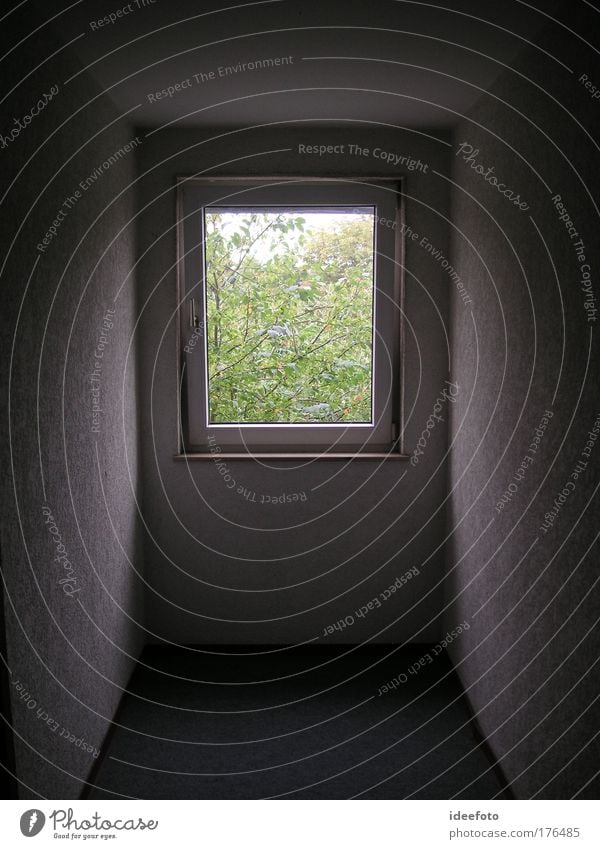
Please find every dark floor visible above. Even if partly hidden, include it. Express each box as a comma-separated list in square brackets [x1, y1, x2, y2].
[86, 645, 508, 799]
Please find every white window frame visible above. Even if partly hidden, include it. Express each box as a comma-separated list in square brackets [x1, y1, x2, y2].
[176, 176, 404, 457]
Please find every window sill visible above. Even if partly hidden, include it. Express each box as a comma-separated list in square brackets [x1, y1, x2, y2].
[174, 452, 409, 460]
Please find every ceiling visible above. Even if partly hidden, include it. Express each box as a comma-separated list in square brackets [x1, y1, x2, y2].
[49, 0, 561, 129]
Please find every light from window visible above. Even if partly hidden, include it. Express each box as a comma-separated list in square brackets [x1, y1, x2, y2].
[203, 207, 375, 426]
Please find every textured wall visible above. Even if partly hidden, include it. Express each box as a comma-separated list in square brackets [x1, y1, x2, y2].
[0, 18, 143, 798]
[136, 127, 452, 645]
[445, 4, 600, 798]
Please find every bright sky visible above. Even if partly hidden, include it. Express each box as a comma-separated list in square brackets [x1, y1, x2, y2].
[205, 209, 374, 263]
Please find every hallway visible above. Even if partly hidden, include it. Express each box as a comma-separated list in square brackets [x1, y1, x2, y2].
[1, 0, 599, 809]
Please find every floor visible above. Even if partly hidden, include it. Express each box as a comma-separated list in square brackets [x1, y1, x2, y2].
[86, 645, 508, 799]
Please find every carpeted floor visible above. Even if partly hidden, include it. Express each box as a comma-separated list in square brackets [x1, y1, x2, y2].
[86, 645, 508, 799]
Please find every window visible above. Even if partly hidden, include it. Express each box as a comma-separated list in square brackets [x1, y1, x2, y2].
[177, 177, 403, 456]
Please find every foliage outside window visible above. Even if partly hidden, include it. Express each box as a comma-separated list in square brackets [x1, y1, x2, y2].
[204, 208, 375, 425]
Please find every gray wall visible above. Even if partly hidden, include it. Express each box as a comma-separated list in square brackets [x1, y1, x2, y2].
[0, 19, 143, 798]
[445, 4, 600, 799]
[137, 127, 452, 645]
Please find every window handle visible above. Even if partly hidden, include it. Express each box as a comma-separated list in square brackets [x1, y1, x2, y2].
[189, 298, 200, 330]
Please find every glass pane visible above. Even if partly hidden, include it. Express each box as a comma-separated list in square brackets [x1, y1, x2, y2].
[203, 207, 375, 425]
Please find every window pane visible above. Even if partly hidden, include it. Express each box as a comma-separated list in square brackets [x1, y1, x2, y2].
[203, 207, 375, 425]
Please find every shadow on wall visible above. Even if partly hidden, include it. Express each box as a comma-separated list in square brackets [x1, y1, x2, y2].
[0, 16, 144, 799]
[445, 1, 600, 800]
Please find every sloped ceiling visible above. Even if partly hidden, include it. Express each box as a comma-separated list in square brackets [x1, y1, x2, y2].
[47, 0, 562, 128]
